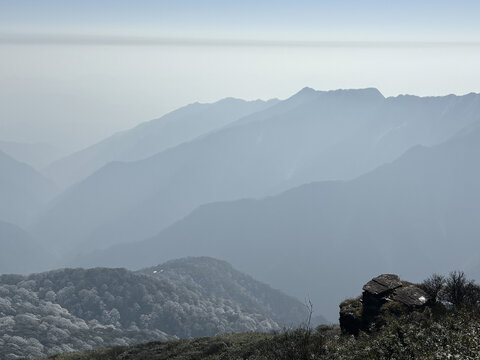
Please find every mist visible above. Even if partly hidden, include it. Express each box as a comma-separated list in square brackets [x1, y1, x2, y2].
[1, 42, 480, 152]
[3, 1, 480, 358]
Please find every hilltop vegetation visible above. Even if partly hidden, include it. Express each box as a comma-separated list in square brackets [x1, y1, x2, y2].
[40, 310, 480, 360]
[0, 257, 318, 359]
[139, 257, 325, 326]
[39, 271, 480, 360]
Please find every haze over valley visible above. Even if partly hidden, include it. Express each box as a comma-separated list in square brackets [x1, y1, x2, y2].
[2, 86, 480, 322]
[2, 1, 480, 358]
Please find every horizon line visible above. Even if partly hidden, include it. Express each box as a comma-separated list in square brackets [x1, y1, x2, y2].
[1, 33, 480, 48]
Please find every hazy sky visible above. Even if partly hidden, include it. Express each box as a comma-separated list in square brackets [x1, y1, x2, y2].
[1, 0, 480, 152]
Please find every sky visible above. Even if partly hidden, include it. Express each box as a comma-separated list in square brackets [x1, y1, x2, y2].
[1, 0, 480, 152]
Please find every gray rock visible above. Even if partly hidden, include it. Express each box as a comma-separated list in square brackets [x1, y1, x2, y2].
[340, 274, 431, 335]
[392, 285, 429, 307]
[363, 274, 402, 296]
[339, 296, 363, 336]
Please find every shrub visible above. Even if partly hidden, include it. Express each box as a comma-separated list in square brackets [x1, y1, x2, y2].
[420, 273, 445, 302]
[440, 271, 480, 309]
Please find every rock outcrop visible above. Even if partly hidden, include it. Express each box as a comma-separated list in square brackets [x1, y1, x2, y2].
[340, 274, 430, 335]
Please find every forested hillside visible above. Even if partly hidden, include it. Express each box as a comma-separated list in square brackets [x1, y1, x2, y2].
[0, 257, 317, 359]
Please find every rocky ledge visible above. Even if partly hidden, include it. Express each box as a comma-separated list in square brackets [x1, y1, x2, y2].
[339, 274, 430, 335]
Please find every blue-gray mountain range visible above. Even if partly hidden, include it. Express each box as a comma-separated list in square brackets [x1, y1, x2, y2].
[33, 89, 480, 257]
[3, 87, 480, 321]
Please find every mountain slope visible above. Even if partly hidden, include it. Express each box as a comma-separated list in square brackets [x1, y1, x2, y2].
[44, 98, 278, 189]
[0, 220, 57, 274]
[0, 140, 63, 170]
[0, 257, 319, 359]
[33, 88, 384, 253]
[139, 257, 326, 326]
[73, 122, 480, 321]
[0, 150, 57, 226]
[34, 89, 480, 256]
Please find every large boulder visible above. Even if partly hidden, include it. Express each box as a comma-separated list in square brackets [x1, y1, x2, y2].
[363, 274, 403, 295]
[392, 285, 429, 307]
[339, 296, 364, 336]
[340, 274, 430, 335]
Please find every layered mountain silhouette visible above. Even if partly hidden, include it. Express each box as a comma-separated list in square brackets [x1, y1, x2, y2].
[44, 97, 278, 189]
[34, 89, 480, 257]
[72, 122, 480, 320]
[0, 140, 62, 170]
[0, 150, 57, 226]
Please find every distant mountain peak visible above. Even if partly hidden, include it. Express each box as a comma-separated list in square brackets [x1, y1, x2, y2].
[291, 86, 384, 103]
[299, 86, 317, 93]
[326, 87, 384, 99]
[293, 86, 318, 98]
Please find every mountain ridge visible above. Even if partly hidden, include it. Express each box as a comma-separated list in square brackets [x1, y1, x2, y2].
[34, 88, 480, 255]
[0, 150, 58, 226]
[70, 121, 480, 321]
[32, 88, 390, 253]
[0, 220, 57, 274]
[44, 97, 279, 189]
